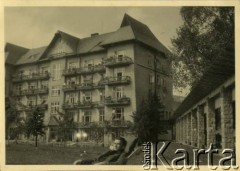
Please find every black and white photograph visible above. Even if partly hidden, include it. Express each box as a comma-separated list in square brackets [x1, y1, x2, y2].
[3, 2, 238, 170]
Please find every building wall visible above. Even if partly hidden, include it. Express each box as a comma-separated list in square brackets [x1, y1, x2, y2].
[134, 43, 173, 114]
[175, 76, 235, 149]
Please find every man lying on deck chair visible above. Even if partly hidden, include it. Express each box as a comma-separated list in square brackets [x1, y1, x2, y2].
[73, 137, 128, 165]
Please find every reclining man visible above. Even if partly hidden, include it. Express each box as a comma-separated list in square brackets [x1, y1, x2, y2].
[74, 137, 128, 165]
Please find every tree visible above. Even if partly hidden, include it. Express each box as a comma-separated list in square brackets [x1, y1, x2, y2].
[25, 107, 45, 147]
[57, 111, 74, 144]
[132, 94, 166, 167]
[5, 97, 26, 143]
[171, 7, 234, 90]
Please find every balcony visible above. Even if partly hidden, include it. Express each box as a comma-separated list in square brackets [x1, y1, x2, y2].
[62, 68, 77, 76]
[35, 88, 49, 95]
[105, 96, 130, 106]
[103, 76, 131, 86]
[62, 84, 78, 92]
[75, 101, 94, 109]
[24, 89, 38, 96]
[12, 72, 50, 82]
[74, 121, 106, 128]
[76, 82, 94, 91]
[104, 56, 133, 67]
[110, 120, 130, 128]
[93, 82, 105, 89]
[95, 101, 105, 108]
[93, 64, 105, 73]
[37, 104, 48, 110]
[62, 102, 77, 110]
[24, 104, 48, 111]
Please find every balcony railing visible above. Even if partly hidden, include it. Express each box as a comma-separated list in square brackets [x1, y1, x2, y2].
[110, 120, 129, 127]
[62, 68, 77, 76]
[105, 96, 130, 106]
[12, 72, 50, 82]
[76, 82, 94, 91]
[20, 104, 48, 111]
[74, 121, 107, 128]
[62, 84, 78, 92]
[35, 88, 49, 95]
[62, 102, 77, 110]
[103, 76, 131, 86]
[75, 101, 94, 109]
[14, 88, 49, 96]
[93, 82, 105, 89]
[104, 56, 133, 67]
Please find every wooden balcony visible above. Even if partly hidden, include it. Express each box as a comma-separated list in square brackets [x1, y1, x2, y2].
[62, 103, 77, 110]
[75, 101, 94, 109]
[62, 68, 77, 76]
[12, 72, 50, 82]
[110, 120, 130, 128]
[105, 96, 130, 106]
[103, 76, 131, 86]
[74, 121, 106, 128]
[62, 84, 78, 92]
[104, 56, 133, 68]
[76, 82, 93, 91]
[35, 88, 49, 95]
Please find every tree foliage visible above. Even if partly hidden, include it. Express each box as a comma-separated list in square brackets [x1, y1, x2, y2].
[25, 107, 45, 147]
[132, 94, 165, 144]
[57, 111, 74, 142]
[5, 97, 25, 141]
[171, 7, 234, 90]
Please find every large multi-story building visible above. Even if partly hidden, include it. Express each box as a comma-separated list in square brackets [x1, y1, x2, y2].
[5, 14, 173, 145]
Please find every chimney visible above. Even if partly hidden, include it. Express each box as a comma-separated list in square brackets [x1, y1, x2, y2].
[91, 33, 99, 37]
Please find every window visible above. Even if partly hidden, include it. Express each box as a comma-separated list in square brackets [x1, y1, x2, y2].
[40, 66, 49, 74]
[82, 111, 92, 124]
[83, 75, 92, 83]
[114, 68, 125, 80]
[83, 91, 92, 102]
[115, 50, 125, 60]
[40, 81, 48, 89]
[52, 64, 61, 80]
[113, 87, 124, 99]
[67, 92, 77, 104]
[149, 73, 154, 84]
[99, 90, 105, 102]
[27, 96, 36, 106]
[112, 107, 124, 120]
[52, 86, 61, 97]
[68, 62, 77, 69]
[99, 109, 105, 122]
[84, 60, 93, 69]
[148, 55, 153, 67]
[17, 84, 22, 91]
[28, 82, 37, 89]
[51, 102, 60, 114]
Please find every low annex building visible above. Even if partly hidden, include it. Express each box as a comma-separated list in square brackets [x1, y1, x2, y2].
[172, 51, 235, 150]
[5, 14, 173, 145]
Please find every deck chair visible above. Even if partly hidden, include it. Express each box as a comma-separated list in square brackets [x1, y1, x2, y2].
[73, 137, 142, 165]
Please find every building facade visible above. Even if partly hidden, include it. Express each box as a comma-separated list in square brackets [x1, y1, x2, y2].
[5, 14, 173, 145]
[172, 53, 235, 150]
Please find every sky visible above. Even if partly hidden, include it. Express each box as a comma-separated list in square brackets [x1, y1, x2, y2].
[4, 7, 188, 96]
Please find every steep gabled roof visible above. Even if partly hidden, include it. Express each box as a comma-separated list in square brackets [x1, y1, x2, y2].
[120, 14, 170, 55]
[40, 30, 80, 60]
[16, 46, 47, 65]
[5, 43, 29, 65]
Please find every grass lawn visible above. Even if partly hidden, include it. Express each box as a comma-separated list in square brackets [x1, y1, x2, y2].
[6, 143, 108, 165]
[6, 142, 224, 165]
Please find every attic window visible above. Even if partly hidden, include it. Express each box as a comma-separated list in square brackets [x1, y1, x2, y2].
[28, 54, 38, 59]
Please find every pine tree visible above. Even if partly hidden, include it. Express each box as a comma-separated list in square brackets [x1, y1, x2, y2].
[132, 94, 166, 167]
[26, 107, 45, 147]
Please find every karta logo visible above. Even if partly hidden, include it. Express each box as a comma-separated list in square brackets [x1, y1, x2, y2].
[142, 142, 238, 170]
